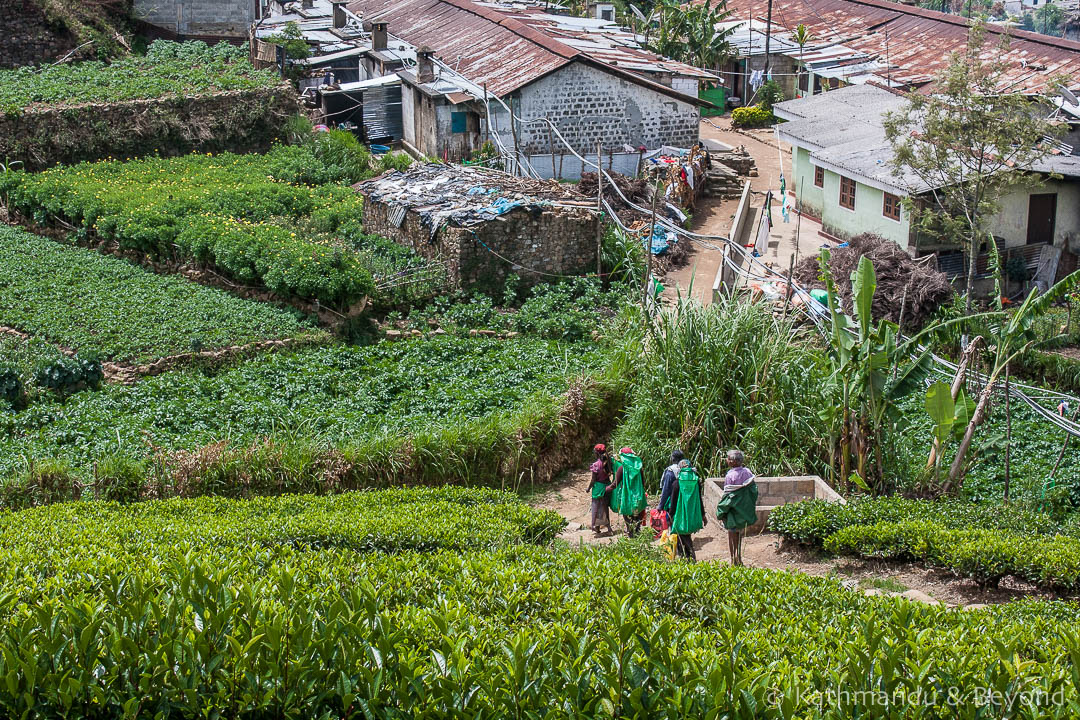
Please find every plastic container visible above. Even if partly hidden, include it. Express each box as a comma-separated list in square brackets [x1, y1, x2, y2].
[370, 144, 390, 155]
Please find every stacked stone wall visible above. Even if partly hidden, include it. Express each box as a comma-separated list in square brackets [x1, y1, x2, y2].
[0, 85, 298, 170]
[0, 0, 76, 68]
[363, 198, 598, 292]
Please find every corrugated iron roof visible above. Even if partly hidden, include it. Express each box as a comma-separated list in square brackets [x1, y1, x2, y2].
[346, 0, 714, 98]
[721, 0, 1080, 94]
[346, 0, 575, 96]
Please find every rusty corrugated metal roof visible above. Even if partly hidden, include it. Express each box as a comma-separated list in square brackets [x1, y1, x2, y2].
[723, 0, 1080, 94]
[346, 0, 577, 96]
[347, 0, 715, 99]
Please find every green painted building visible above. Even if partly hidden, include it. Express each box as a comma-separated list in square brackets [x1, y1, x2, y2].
[775, 85, 1080, 264]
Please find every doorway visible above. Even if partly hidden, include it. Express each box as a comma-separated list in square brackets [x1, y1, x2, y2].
[1026, 193, 1057, 245]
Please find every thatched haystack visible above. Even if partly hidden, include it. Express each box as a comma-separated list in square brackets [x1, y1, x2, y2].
[793, 233, 953, 330]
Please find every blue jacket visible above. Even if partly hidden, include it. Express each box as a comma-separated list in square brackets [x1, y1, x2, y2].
[658, 464, 679, 512]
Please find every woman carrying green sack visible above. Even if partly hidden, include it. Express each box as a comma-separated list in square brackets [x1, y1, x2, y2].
[610, 446, 647, 537]
[670, 459, 707, 561]
[716, 449, 758, 566]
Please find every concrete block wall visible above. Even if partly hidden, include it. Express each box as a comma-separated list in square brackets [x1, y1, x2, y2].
[0, 0, 75, 68]
[135, 0, 253, 37]
[505, 61, 700, 156]
[703, 475, 843, 534]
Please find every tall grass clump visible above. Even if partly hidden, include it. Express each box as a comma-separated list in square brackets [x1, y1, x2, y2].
[615, 296, 829, 484]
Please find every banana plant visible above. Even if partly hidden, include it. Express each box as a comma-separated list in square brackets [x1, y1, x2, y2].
[942, 238, 1080, 492]
[819, 251, 936, 492]
[923, 380, 974, 484]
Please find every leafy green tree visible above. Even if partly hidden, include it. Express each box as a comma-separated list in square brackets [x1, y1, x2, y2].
[266, 21, 311, 83]
[1034, 3, 1064, 35]
[791, 24, 812, 95]
[647, 0, 734, 71]
[884, 22, 1061, 313]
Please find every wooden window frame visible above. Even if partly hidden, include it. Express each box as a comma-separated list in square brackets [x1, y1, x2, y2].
[813, 165, 824, 188]
[883, 192, 901, 222]
[839, 176, 856, 211]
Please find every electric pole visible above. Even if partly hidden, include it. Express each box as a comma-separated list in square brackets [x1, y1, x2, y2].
[763, 0, 774, 76]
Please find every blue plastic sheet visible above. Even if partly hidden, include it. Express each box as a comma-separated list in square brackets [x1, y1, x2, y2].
[645, 227, 677, 255]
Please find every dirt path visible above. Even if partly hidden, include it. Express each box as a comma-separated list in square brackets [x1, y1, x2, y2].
[530, 469, 1056, 608]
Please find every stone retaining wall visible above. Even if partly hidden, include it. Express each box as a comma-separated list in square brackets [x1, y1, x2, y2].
[0, 0, 76, 68]
[362, 198, 599, 292]
[0, 86, 298, 170]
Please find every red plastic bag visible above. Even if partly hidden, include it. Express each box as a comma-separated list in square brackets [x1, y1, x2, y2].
[648, 509, 670, 538]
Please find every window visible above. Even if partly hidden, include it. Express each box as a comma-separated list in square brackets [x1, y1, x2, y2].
[839, 176, 856, 210]
[813, 165, 824, 188]
[883, 192, 901, 221]
[601, 8, 614, 20]
[451, 111, 467, 134]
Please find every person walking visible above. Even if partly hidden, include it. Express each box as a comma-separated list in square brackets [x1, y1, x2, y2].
[669, 459, 706, 561]
[716, 449, 758, 566]
[657, 449, 684, 522]
[610, 446, 646, 537]
[587, 444, 613, 535]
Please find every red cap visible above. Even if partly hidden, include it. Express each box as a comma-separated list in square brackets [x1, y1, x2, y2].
[594, 443, 606, 453]
[620, 447, 633, 455]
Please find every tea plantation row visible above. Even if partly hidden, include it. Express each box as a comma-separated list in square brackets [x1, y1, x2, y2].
[0, 487, 1079, 718]
[0, 40, 281, 114]
[0, 335, 614, 503]
[771, 498, 1080, 590]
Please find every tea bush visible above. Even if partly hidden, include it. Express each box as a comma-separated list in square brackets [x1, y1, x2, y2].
[772, 497, 1080, 590]
[0, 41, 281, 115]
[0, 226, 319, 363]
[0, 490, 1078, 717]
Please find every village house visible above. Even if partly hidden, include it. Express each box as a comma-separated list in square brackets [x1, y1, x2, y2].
[135, 0, 259, 40]
[719, 0, 1080, 104]
[774, 84, 1080, 286]
[252, 0, 718, 172]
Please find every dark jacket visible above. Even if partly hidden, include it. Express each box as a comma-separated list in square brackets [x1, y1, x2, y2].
[658, 464, 679, 511]
[661, 468, 706, 531]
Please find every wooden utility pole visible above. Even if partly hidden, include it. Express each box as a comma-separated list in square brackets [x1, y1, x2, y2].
[509, 98, 521, 176]
[763, 0, 774, 76]
[596, 141, 604, 278]
[547, 120, 558, 180]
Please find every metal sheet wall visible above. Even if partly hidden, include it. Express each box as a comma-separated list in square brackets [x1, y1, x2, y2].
[363, 85, 403, 143]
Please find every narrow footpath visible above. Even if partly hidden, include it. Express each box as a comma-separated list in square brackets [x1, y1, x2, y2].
[529, 467, 1056, 609]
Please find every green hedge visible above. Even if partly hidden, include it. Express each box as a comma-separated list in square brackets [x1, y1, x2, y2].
[0, 490, 1079, 716]
[771, 497, 1080, 590]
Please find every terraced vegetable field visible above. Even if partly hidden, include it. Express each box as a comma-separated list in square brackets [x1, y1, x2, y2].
[0, 336, 610, 498]
[0, 40, 281, 114]
[0, 225, 320, 363]
[0, 486, 1078, 718]
[0, 138, 433, 308]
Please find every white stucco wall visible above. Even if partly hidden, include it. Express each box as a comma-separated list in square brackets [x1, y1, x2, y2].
[987, 179, 1080, 251]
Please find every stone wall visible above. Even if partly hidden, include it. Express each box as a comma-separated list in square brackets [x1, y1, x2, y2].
[0, 0, 76, 68]
[0, 85, 298, 170]
[496, 60, 700, 155]
[363, 198, 598, 292]
[134, 0, 253, 37]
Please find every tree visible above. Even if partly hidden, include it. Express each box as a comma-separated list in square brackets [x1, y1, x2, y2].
[883, 22, 1061, 313]
[1034, 3, 1064, 36]
[791, 24, 812, 95]
[647, 0, 734, 71]
[940, 241, 1080, 493]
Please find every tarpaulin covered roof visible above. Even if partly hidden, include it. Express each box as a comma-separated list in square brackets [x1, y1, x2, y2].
[720, 0, 1080, 94]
